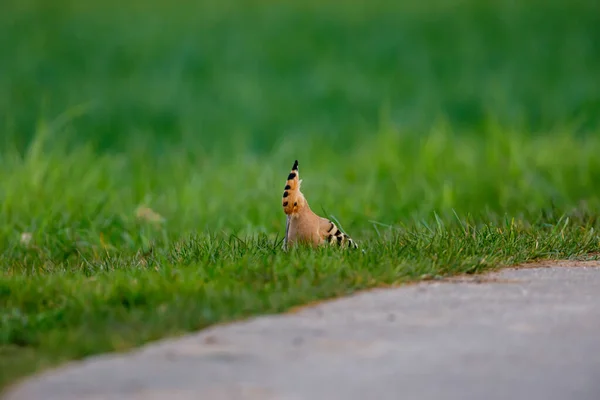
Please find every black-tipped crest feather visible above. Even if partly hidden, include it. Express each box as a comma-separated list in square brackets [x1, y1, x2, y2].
[282, 159, 303, 215]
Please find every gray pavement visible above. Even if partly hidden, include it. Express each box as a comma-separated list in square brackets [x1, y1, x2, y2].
[4, 260, 600, 400]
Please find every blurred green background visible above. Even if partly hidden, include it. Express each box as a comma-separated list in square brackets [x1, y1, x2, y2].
[0, 0, 599, 246]
[2, 0, 599, 152]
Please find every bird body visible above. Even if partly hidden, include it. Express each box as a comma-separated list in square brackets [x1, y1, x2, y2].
[281, 160, 358, 250]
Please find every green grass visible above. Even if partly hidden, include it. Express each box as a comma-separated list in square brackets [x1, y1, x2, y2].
[2, 0, 600, 391]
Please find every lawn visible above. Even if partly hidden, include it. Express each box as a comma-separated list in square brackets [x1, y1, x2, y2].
[1, 0, 600, 391]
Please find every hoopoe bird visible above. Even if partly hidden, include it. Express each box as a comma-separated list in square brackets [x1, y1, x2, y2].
[282, 160, 358, 250]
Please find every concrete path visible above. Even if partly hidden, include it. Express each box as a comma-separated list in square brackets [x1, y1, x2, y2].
[4, 260, 600, 400]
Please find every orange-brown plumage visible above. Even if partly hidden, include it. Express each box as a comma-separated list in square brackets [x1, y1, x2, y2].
[282, 160, 358, 250]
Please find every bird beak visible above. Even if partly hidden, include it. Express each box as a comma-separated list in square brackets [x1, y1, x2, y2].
[283, 214, 291, 250]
